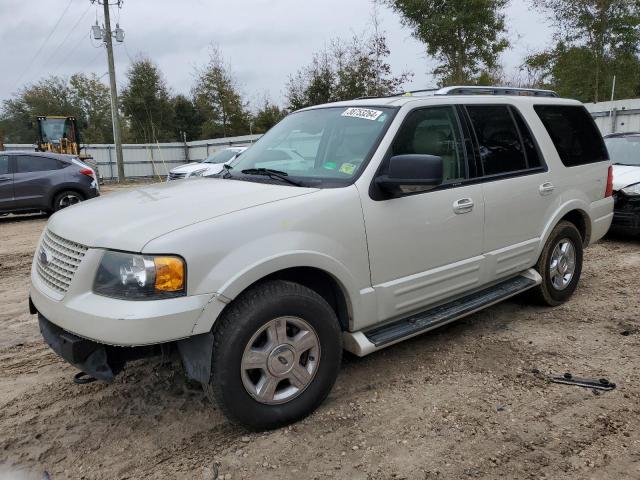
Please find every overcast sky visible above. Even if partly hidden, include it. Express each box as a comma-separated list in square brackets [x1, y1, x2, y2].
[0, 0, 552, 108]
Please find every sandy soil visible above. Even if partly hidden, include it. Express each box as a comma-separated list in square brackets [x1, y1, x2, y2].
[1, 184, 639, 480]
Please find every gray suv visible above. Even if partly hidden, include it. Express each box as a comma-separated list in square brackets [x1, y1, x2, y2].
[0, 151, 99, 215]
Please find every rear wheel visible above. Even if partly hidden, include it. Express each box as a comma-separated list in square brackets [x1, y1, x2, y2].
[53, 190, 84, 212]
[530, 221, 583, 306]
[203, 280, 343, 430]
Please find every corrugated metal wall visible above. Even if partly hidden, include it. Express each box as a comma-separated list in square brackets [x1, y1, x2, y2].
[584, 98, 640, 135]
[5, 134, 261, 179]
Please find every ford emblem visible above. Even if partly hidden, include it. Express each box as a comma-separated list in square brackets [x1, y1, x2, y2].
[39, 248, 50, 267]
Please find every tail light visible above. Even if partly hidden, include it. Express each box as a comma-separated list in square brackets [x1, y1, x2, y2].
[79, 168, 94, 177]
[605, 165, 613, 198]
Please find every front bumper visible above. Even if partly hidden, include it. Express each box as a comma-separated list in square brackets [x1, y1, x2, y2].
[612, 193, 640, 234]
[38, 314, 157, 381]
[30, 247, 222, 346]
[37, 312, 213, 383]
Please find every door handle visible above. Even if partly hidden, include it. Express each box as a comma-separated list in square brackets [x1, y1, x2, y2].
[539, 182, 555, 196]
[0, 177, 11, 183]
[453, 198, 474, 214]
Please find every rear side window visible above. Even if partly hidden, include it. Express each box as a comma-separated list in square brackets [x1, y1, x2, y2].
[16, 156, 65, 173]
[466, 105, 528, 175]
[534, 105, 608, 166]
[0, 155, 9, 175]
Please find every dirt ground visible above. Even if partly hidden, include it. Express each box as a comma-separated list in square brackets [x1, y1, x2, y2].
[1, 183, 639, 480]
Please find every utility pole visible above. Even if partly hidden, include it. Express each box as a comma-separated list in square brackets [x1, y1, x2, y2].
[92, 1, 125, 181]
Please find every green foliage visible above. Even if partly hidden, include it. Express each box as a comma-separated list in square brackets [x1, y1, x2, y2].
[172, 94, 203, 142]
[527, 0, 640, 102]
[386, 0, 509, 85]
[69, 73, 113, 143]
[284, 29, 412, 110]
[120, 57, 175, 143]
[193, 45, 251, 138]
[252, 98, 287, 133]
[0, 74, 112, 144]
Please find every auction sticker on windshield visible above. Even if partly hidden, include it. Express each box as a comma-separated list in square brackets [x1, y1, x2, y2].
[341, 107, 383, 121]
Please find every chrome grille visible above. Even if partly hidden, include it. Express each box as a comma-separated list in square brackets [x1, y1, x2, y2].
[36, 229, 88, 294]
[169, 171, 188, 180]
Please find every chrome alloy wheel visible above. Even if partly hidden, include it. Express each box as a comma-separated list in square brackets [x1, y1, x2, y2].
[241, 316, 321, 405]
[549, 237, 576, 290]
[58, 194, 81, 209]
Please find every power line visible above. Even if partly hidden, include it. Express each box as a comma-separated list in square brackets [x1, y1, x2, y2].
[43, 2, 93, 71]
[10, 0, 75, 91]
[81, 45, 106, 72]
[52, 29, 93, 76]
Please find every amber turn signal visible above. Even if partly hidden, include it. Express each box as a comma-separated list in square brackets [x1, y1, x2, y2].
[153, 256, 185, 292]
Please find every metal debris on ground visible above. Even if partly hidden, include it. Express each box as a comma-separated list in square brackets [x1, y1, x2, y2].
[548, 372, 616, 391]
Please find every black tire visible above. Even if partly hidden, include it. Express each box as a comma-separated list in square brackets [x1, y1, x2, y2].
[52, 190, 84, 212]
[203, 280, 343, 430]
[529, 221, 583, 306]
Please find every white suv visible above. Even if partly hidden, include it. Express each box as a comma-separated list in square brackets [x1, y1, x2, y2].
[30, 86, 614, 429]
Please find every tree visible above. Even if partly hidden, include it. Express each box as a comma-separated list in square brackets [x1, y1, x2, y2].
[0, 74, 112, 144]
[386, 0, 509, 85]
[252, 97, 287, 133]
[284, 26, 411, 110]
[120, 57, 174, 143]
[527, 0, 640, 102]
[69, 73, 113, 143]
[193, 45, 251, 138]
[171, 94, 203, 141]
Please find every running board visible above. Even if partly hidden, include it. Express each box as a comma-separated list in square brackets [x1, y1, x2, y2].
[344, 270, 541, 356]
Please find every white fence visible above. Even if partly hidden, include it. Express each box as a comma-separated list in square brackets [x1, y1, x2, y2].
[5, 134, 262, 180]
[584, 98, 640, 135]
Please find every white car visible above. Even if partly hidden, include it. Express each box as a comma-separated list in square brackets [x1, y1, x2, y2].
[604, 132, 640, 234]
[30, 86, 613, 430]
[167, 146, 247, 180]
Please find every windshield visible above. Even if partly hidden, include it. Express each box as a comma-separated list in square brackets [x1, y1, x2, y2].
[40, 118, 73, 144]
[204, 149, 240, 164]
[229, 106, 395, 187]
[605, 136, 640, 166]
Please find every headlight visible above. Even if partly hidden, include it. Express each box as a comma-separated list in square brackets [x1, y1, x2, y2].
[621, 183, 640, 196]
[190, 168, 208, 177]
[94, 251, 186, 300]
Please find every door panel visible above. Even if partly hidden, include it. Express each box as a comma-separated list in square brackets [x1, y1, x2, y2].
[0, 155, 14, 211]
[361, 105, 485, 328]
[363, 186, 485, 322]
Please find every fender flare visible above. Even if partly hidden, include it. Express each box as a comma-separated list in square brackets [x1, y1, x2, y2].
[191, 251, 363, 335]
[537, 199, 591, 257]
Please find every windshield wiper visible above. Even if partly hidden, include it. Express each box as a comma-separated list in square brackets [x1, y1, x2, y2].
[240, 168, 304, 187]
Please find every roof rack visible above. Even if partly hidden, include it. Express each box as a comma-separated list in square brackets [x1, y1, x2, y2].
[353, 85, 558, 101]
[436, 86, 558, 97]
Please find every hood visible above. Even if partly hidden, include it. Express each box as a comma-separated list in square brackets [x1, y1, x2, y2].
[47, 179, 317, 252]
[612, 164, 640, 190]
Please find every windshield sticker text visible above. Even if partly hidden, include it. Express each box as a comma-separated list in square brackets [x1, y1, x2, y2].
[341, 108, 383, 121]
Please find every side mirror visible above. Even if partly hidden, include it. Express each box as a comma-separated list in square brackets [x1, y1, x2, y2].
[375, 154, 443, 194]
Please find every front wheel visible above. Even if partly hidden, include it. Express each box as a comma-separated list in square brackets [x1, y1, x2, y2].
[530, 221, 584, 306]
[203, 280, 343, 430]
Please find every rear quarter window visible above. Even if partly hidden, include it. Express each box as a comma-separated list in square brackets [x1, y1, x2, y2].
[534, 105, 608, 167]
[16, 156, 66, 173]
